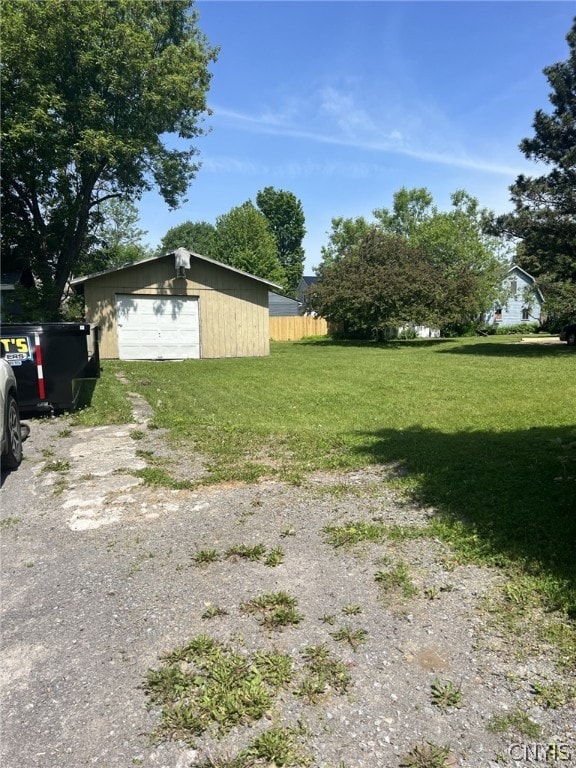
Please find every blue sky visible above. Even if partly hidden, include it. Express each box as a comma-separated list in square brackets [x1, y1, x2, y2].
[138, 1, 575, 273]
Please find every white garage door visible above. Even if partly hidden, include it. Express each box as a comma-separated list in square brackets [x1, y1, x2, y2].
[116, 294, 200, 360]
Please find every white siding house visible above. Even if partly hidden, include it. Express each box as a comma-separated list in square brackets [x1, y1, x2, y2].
[485, 265, 543, 328]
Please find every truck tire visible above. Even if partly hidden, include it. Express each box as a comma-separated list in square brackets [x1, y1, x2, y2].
[2, 393, 23, 469]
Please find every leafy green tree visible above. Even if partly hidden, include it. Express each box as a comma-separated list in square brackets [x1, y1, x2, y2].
[1, 0, 217, 318]
[316, 188, 507, 333]
[373, 187, 435, 237]
[214, 202, 286, 286]
[492, 18, 576, 327]
[158, 220, 217, 258]
[306, 230, 478, 336]
[319, 216, 372, 265]
[411, 191, 509, 325]
[255, 187, 306, 295]
[79, 198, 151, 276]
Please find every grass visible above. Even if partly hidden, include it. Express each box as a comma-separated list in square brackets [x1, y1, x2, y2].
[76, 339, 575, 615]
[295, 644, 352, 702]
[144, 636, 293, 745]
[375, 561, 418, 598]
[399, 742, 455, 768]
[241, 591, 304, 630]
[487, 708, 542, 738]
[144, 636, 351, 761]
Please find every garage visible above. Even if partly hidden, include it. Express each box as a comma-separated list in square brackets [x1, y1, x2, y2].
[116, 294, 200, 360]
[72, 249, 279, 360]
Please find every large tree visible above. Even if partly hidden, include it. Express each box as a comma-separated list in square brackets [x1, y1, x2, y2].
[1, 0, 217, 318]
[493, 18, 576, 327]
[315, 188, 507, 333]
[158, 220, 217, 258]
[214, 202, 286, 286]
[306, 230, 479, 336]
[255, 187, 306, 295]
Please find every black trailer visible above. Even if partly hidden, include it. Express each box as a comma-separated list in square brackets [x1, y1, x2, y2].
[0, 323, 100, 413]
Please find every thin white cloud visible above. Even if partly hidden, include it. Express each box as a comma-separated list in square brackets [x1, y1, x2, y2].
[210, 98, 525, 177]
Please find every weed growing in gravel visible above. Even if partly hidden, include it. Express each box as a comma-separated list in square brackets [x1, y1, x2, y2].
[130, 429, 146, 440]
[530, 680, 573, 709]
[399, 742, 455, 768]
[201, 605, 229, 619]
[294, 644, 352, 703]
[538, 619, 576, 671]
[330, 625, 368, 652]
[0, 517, 19, 528]
[193, 549, 221, 566]
[144, 636, 293, 745]
[52, 477, 69, 496]
[430, 678, 463, 711]
[58, 428, 72, 438]
[323, 519, 430, 548]
[280, 526, 296, 538]
[375, 561, 418, 598]
[41, 459, 70, 473]
[241, 591, 304, 630]
[319, 613, 336, 625]
[226, 544, 267, 561]
[341, 604, 362, 615]
[487, 708, 542, 738]
[242, 725, 311, 766]
[264, 546, 285, 567]
[133, 467, 194, 490]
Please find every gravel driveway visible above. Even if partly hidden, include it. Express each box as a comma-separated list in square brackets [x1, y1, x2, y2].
[1, 398, 574, 768]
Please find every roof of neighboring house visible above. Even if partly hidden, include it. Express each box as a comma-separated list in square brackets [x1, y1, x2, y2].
[70, 249, 283, 291]
[299, 275, 317, 287]
[507, 264, 544, 303]
[0, 266, 35, 291]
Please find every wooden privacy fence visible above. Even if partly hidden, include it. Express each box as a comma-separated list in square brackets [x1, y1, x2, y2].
[269, 315, 329, 341]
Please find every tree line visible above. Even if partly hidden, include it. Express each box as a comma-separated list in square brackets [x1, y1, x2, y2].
[1, 1, 574, 330]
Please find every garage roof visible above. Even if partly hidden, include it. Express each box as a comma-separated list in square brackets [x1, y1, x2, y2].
[71, 249, 283, 291]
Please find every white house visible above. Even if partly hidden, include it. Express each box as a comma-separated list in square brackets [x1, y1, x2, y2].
[485, 265, 543, 328]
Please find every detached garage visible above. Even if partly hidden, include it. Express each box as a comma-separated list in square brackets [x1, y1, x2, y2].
[71, 249, 280, 360]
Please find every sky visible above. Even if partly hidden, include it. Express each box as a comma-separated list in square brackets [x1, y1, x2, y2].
[137, 1, 575, 274]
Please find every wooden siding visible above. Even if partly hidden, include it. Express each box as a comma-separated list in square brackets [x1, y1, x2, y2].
[269, 315, 328, 341]
[82, 254, 270, 359]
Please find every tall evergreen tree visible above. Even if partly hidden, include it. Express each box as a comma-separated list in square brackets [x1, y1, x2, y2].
[493, 18, 576, 327]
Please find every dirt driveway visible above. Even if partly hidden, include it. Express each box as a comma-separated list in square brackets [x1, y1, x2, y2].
[1, 400, 574, 768]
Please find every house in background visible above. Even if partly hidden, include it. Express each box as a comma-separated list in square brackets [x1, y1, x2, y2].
[0, 266, 36, 321]
[485, 265, 543, 328]
[297, 275, 317, 307]
[268, 291, 300, 317]
[71, 249, 281, 360]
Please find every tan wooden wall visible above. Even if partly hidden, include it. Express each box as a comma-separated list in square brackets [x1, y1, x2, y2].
[82, 254, 270, 359]
[269, 315, 328, 341]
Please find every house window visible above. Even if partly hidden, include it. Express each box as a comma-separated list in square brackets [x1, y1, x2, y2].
[522, 308, 530, 321]
[510, 279, 517, 295]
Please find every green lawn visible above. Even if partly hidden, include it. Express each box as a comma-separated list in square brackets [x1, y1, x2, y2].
[78, 337, 576, 614]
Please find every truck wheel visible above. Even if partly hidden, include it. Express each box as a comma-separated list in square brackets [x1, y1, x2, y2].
[2, 394, 23, 469]
[567, 331, 576, 346]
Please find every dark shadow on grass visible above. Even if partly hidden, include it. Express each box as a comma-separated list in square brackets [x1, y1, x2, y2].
[295, 337, 457, 350]
[436, 342, 570, 358]
[353, 424, 576, 613]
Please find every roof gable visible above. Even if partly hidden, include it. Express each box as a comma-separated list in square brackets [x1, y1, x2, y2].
[71, 249, 282, 291]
